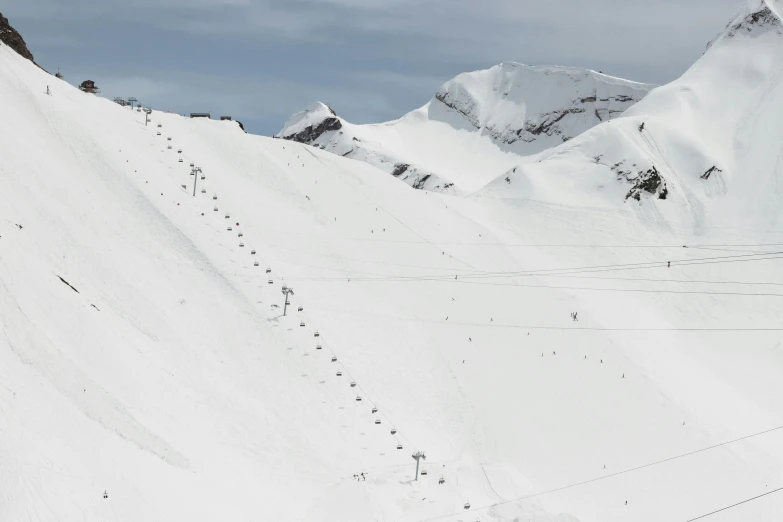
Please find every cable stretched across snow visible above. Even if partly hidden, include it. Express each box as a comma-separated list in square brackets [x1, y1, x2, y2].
[414, 425, 783, 521]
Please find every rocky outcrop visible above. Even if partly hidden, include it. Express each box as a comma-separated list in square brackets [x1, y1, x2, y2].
[625, 166, 668, 201]
[724, 4, 780, 38]
[281, 116, 341, 144]
[0, 12, 34, 62]
[701, 166, 722, 179]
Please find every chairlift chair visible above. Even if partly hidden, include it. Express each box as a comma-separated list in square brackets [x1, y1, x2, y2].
[181, 184, 186, 189]
[190, 170, 195, 176]
[316, 344, 322, 350]
[167, 137, 172, 141]
[189, 162, 194, 167]
[336, 371, 342, 376]
[298, 306, 303, 311]
[179, 158, 183, 162]
[254, 261, 259, 267]
[227, 226, 233, 231]
[239, 242, 244, 247]
[397, 444, 403, 450]
[420, 469, 427, 476]
[178, 149, 182, 153]
[167, 145, 172, 149]
[331, 356, 337, 362]
[201, 188, 206, 193]
[213, 206, 218, 211]
[265, 267, 271, 272]
[371, 407, 377, 414]
[438, 477, 445, 485]
[300, 321, 305, 327]
[201, 175, 205, 180]
[213, 195, 217, 200]
[314, 331, 320, 337]
[238, 231, 243, 237]
[157, 123, 162, 128]
[390, 428, 397, 435]
[225, 213, 230, 219]
[350, 381, 356, 387]
[375, 419, 381, 424]
[156, 132, 161, 136]
[355, 395, 362, 402]
[464, 502, 470, 510]
[267, 279, 273, 284]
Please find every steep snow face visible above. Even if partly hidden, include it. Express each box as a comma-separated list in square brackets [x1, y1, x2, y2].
[428, 63, 651, 150]
[480, 0, 783, 233]
[277, 64, 652, 194]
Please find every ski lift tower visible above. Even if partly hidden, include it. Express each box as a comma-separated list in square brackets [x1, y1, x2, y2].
[144, 108, 152, 126]
[281, 285, 295, 316]
[127, 96, 138, 109]
[412, 451, 426, 480]
[192, 166, 202, 196]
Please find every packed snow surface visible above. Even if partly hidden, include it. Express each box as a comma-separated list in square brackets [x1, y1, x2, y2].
[2, 1, 783, 521]
[278, 64, 653, 194]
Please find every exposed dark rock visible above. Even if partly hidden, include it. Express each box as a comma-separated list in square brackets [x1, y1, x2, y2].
[725, 6, 780, 38]
[412, 174, 431, 190]
[626, 166, 667, 201]
[435, 91, 481, 129]
[701, 165, 722, 179]
[579, 96, 597, 103]
[0, 12, 34, 62]
[391, 164, 410, 177]
[519, 108, 585, 139]
[281, 117, 342, 144]
[57, 275, 79, 294]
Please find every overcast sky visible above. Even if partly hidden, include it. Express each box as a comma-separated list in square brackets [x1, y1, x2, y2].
[7, 0, 743, 135]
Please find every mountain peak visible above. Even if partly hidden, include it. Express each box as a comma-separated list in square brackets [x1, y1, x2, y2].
[277, 102, 342, 143]
[0, 12, 34, 62]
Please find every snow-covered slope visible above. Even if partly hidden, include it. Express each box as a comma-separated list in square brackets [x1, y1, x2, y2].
[480, 0, 783, 234]
[277, 64, 652, 194]
[2, 3, 783, 521]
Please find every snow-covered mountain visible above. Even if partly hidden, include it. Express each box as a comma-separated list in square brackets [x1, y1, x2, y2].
[480, 0, 783, 233]
[277, 64, 653, 193]
[2, 3, 783, 522]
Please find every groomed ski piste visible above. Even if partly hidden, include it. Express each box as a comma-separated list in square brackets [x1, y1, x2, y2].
[1, 1, 783, 521]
